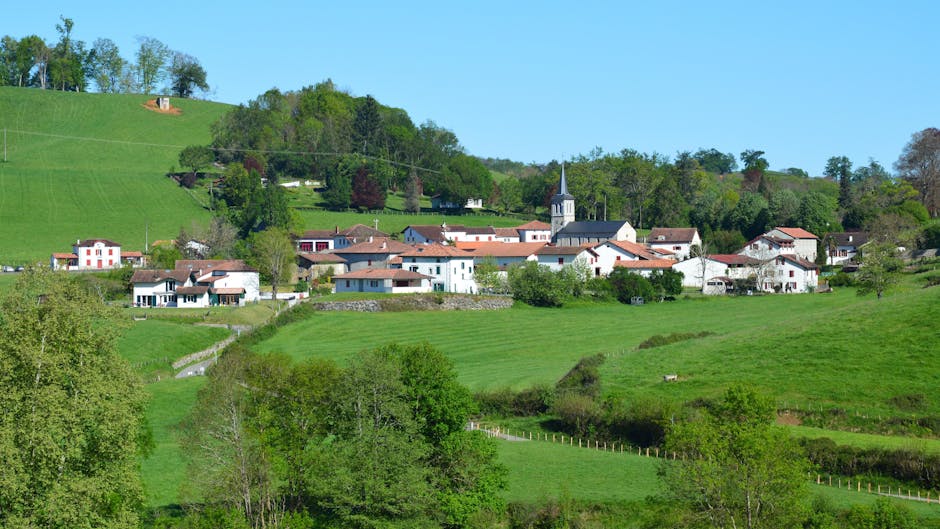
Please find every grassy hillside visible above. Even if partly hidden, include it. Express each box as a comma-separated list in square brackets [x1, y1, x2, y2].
[0, 87, 230, 262]
[253, 284, 940, 417]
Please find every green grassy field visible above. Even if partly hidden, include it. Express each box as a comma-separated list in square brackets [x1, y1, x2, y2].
[0, 87, 230, 262]
[496, 438, 940, 518]
[787, 425, 940, 455]
[141, 377, 205, 508]
[116, 320, 230, 380]
[253, 287, 940, 420]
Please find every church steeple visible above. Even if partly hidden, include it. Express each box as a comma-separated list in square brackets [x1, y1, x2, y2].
[551, 163, 575, 239]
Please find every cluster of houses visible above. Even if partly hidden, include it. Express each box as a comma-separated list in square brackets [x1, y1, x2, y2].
[293, 167, 868, 296]
[50, 168, 873, 305]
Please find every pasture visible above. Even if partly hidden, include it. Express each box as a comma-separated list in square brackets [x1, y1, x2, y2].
[116, 319, 230, 380]
[252, 285, 940, 418]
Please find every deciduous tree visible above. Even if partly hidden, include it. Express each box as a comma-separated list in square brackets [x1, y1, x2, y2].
[856, 241, 902, 300]
[0, 267, 149, 528]
[169, 51, 208, 98]
[250, 227, 295, 304]
[134, 36, 169, 94]
[662, 385, 807, 529]
[896, 128, 940, 217]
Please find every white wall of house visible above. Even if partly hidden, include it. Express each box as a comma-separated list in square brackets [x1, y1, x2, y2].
[202, 271, 260, 302]
[133, 280, 185, 307]
[828, 244, 858, 265]
[592, 242, 645, 277]
[400, 256, 476, 293]
[739, 238, 790, 260]
[519, 229, 551, 242]
[178, 292, 210, 308]
[536, 252, 594, 273]
[648, 232, 701, 261]
[335, 278, 431, 294]
[74, 241, 121, 270]
[673, 258, 728, 288]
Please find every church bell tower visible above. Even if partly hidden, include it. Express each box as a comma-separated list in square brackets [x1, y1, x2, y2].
[551, 164, 575, 238]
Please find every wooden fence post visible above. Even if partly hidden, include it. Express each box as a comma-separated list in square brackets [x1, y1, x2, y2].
[646, 447, 650, 457]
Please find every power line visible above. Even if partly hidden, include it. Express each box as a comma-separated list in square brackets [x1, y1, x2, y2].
[3, 129, 442, 174]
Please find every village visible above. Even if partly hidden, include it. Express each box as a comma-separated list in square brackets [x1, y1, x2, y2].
[46, 168, 869, 306]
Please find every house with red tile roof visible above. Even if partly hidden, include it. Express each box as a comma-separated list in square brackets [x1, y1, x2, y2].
[612, 259, 675, 277]
[463, 241, 547, 269]
[333, 269, 432, 294]
[132, 260, 260, 307]
[647, 227, 701, 261]
[395, 244, 477, 293]
[592, 239, 657, 276]
[297, 252, 347, 281]
[764, 254, 819, 293]
[516, 220, 552, 242]
[672, 254, 760, 289]
[51, 238, 134, 271]
[332, 237, 412, 271]
[535, 245, 600, 274]
[763, 227, 819, 262]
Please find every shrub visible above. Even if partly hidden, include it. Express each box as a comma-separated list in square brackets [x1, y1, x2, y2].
[552, 393, 600, 437]
[828, 271, 856, 287]
[607, 268, 654, 304]
[637, 331, 714, 350]
[556, 354, 605, 400]
[507, 261, 570, 307]
[888, 393, 926, 412]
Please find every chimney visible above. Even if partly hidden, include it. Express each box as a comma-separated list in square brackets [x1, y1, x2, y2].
[335, 225, 339, 234]
[848, 235, 853, 242]
[369, 236, 373, 243]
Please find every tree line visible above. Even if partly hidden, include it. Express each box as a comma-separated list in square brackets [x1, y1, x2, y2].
[0, 15, 208, 97]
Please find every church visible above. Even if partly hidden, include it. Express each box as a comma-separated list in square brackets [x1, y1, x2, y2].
[550, 165, 636, 246]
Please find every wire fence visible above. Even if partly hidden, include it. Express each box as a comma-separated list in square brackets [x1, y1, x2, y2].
[468, 421, 940, 507]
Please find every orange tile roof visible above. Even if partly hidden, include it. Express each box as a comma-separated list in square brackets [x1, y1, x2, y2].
[121, 251, 143, 257]
[648, 227, 699, 243]
[334, 238, 412, 254]
[613, 259, 674, 269]
[175, 259, 257, 273]
[601, 239, 656, 259]
[515, 220, 551, 230]
[52, 252, 78, 259]
[335, 269, 430, 280]
[466, 241, 548, 257]
[774, 227, 818, 239]
[399, 244, 473, 258]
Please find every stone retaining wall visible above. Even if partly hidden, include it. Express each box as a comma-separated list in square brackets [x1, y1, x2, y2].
[313, 295, 513, 312]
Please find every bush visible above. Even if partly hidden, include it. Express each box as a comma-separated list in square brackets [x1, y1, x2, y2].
[607, 268, 654, 304]
[637, 331, 714, 350]
[556, 354, 605, 400]
[474, 385, 554, 417]
[828, 271, 856, 287]
[507, 261, 570, 307]
[552, 393, 600, 437]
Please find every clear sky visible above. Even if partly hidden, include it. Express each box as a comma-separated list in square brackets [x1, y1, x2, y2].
[7, 1, 939, 175]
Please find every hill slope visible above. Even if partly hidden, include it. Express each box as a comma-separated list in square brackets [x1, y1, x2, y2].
[0, 87, 231, 262]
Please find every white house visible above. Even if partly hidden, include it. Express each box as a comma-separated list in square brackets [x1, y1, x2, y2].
[493, 227, 521, 243]
[296, 229, 337, 252]
[464, 241, 546, 269]
[739, 235, 797, 261]
[761, 254, 819, 293]
[132, 260, 260, 307]
[672, 254, 760, 289]
[825, 232, 868, 265]
[396, 244, 476, 293]
[297, 253, 347, 281]
[646, 228, 701, 261]
[402, 224, 499, 244]
[131, 269, 192, 307]
[176, 260, 261, 305]
[52, 238, 124, 271]
[332, 237, 413, 271]
[763, 227, 819, 262]
[334, 269, 432, 294]
[515, 220, 552, 242]
[612, 259, 675, 278]
[592, 240, 657, 277]
[430, 196, 484, 210]
[534, 245, 599, 273]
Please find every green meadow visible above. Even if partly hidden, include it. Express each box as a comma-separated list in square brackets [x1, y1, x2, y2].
[0, 87, 228, 262]
[253, 285, 940, 419]
[116, 319, 230, 380]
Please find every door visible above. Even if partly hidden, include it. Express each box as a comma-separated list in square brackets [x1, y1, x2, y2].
[97, 260, 103, 269]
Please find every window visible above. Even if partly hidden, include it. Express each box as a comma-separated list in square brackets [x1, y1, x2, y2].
[616, 256, 621, 261]
[345, 280, 350, 288]
[300, 242, 313, 252]
[95, 249, 102, 256]
[789, 270, 794, 277]
[673, 246, 681, 251]
[86, 259, 90, 266]
[369, 280, 379, 288]
[86, 249, 91, 256]
[316, 241, 329, 251]
[410, 266, 419, 273]
[367, 259, 372, 266]
[108, 260, 113, 266]
[108, 248, 113, 256]
[475, 236, 480, 241]
[558, 257, 564, 265]
[460, 262, 465, 269]
[435, 266, 441, 275]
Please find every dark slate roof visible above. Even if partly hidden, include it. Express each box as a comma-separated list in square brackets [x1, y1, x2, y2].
[405, 225, 447, 242]
[556, 221, 630, 237]
[827, 232, 869, 247]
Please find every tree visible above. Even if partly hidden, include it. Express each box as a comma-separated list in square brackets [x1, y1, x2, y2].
[796, 191, 837, 237]
[769, 188, 800, 227]
[322, 170, 352, 210]
[178, 144, 214, 177]
[48, 16, 88, 92]
[693, 148, 738, 174]
[403, 173, 422, 213]
[740, 149, 769, 194]
[473, 257, 506, 294]
[607, 268, 654, 304]
[495, 177, 522, 213]
[896, 128, 940, 217]
[856, 241, 902, 300]
[169, 51, 208, 98]
[824, 155, 854, 209]
[349, 160, 388, 210]
[90, 38, 126, 93]
[439, 153, 493, 208]
[353, 94, 382, 155]
[662, 385, 807, 529]
[648, 268, 683, 300]
[250, 227, 295, 305]
[0, 267, 149, 528]
[134, 36, 169, 94]
[507, 261, 570, 307]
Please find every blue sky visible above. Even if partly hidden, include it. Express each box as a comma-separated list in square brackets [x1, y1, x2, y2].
[7, 1, 938, 175]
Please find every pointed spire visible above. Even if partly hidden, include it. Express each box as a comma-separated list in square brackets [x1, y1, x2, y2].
[559, 163, 568, 195]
